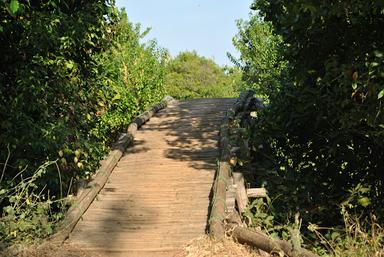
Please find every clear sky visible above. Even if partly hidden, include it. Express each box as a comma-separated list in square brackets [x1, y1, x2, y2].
[115, 0, 253, 66]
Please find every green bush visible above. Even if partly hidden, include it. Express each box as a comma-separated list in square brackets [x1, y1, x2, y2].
[232, 0, 384, 254]
[165, 51, 242, 99]
[0, 0, 116, 192]
[230, 15, 288, 98]
[0, 1, 165, 244]
[0, 162, 64, 245]
[250, 0, 384, 219]
[90, 10, 166, 147]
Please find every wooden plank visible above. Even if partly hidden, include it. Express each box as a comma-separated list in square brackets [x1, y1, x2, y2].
[233, 172, 249, 213]
[247, 188, 268, 198]
[226, 184, 237, 213]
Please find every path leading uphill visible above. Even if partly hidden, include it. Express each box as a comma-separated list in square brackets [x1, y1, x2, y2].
[67, 98, 235, 257]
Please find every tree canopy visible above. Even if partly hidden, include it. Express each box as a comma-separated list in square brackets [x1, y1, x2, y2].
[165, 51, 242, 99]
[0, 0, 165, 244]
[231, 0, 384, 254]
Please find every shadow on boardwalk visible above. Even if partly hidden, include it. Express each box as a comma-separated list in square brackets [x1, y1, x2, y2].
[67, 98, 235, 256]
[144, 98, 234, 170]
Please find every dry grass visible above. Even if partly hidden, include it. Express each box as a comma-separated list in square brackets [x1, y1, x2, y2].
[0, 242, 101, 257]
[174, 235, 262, 257]
[1, 236, 263, 257]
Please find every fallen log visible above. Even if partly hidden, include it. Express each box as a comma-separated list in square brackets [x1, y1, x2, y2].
[228, 225, 320, 257]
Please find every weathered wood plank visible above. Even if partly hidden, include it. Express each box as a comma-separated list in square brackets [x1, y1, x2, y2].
[233, 172, 249, 214]
[247, 188, 268, 198]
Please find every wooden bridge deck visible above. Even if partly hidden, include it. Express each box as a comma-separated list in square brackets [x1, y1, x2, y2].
[67, 98, 235, 257]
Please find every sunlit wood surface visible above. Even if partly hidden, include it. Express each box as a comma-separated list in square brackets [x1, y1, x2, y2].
[67, 98, 235, 257]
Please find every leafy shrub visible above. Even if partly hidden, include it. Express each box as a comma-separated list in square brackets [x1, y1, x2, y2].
[89, 10, 166, 147]
[252, 0, 384, 220]
[231, 1, 384, 254]
[234, 0, 384, 224]
[230, 15, 288, 98]
[0, 0, 116, 195]
[0, 161, 65, 247]
[0, 1, 166, 244]
[165, 51, 242, 99]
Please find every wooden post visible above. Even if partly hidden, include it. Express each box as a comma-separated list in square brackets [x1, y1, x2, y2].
[247, 188, 268, 198]
[233, 172, 249, 214]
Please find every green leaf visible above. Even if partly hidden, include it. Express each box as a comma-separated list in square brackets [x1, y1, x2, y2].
[9, 0, 20, 14]
[352, 82, 357, 90]
[65, 61, 74, 70]
[112, 93, 121, 101]
[358, 197, 371, 207]
[378, 89, 384, 99]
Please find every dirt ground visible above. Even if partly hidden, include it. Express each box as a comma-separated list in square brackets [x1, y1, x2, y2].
[1, 235, 261, 257]
[174, 235, 261, 257]
[0, 242, 100, 257]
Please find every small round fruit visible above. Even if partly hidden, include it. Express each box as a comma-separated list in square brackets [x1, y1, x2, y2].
[74, 157, 79, 164]
[77, 162, 84, 169]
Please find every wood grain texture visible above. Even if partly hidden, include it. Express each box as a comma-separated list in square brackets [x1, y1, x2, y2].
[66, 98, 235, 256]
[233, 172, 249, 214]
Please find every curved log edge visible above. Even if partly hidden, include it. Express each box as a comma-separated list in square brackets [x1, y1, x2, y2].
[49, 96, 176, 243]
[209, 90, 254, 239]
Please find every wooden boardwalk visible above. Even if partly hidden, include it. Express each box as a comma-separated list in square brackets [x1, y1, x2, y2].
[67, 98, 235, 257]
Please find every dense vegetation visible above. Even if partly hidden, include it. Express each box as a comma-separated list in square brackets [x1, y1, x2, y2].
[0, 0, 165, 246]
[2, 0, 383, 255]
[232, 0, 384, 255]
[229, 16, 287, 99]
[165, 51, 243, 99]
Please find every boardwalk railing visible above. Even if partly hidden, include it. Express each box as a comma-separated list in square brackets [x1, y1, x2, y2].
[209, 90, 254, 238]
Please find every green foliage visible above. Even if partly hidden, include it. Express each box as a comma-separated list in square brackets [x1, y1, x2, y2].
[0, 1, 165, 244]
[0, 161, 65, 247]
[231, 97, 384, 255]
[165, 51, 242, 99]
[232, 2, 384, 251]
[243, 198, 275, 231]
[0, 0, 117, 194]
[230, 15, 288, 98]
[308, 211, 384, 257]
[90, 10, 166, 145]
[247, 0, 384, 221]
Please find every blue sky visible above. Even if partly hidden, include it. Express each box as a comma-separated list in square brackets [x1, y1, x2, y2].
[115, 0, 253, 66]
